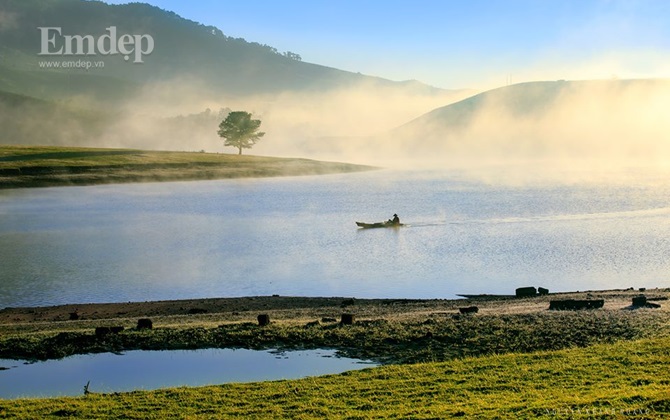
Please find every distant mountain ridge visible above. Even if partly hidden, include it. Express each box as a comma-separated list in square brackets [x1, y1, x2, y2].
[381, 78, 670, 163]
[0, 0, 452, 102]
[300, 78, 670, 166]
[0, 0, 476, 155]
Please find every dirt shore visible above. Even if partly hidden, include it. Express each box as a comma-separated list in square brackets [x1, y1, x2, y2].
[1, 288, 668, 364]
[1, 288, 667, 329]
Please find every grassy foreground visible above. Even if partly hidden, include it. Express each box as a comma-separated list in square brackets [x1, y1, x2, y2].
[0, 336, 668, 419]
[0, 145, 376, 188]
[0, 291, 669, 418]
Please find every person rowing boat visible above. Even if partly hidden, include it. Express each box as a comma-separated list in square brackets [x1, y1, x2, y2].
[387, 213, 400, 225]
[356, 214, 402, 228]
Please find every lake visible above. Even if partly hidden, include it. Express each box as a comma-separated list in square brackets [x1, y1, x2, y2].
[0, 348, 376, 399]
[2, 168, 670, 308]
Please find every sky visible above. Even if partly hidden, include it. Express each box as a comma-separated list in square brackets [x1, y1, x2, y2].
[104, 0, 670, 90]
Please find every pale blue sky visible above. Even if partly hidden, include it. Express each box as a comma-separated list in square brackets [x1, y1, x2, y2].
[104, 0, 670, 89]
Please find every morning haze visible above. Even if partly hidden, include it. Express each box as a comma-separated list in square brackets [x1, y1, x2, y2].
[0, 0, 470, 161]
[2, 1, 669, 180]
[1, 1, 670, 416]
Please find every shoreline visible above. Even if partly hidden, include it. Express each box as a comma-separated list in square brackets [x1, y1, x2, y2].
[1, 288, 668, 364]
[2, 288, 666, 323]
[0, 145, 378, 189]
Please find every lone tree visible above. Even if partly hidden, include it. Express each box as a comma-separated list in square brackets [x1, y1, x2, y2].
[217, 111, 265, 155]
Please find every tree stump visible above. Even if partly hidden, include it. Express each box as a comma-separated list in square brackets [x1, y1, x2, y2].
[257, 314, 270, 326]
[459, 306, 479, 314]
[632, 296, 647, 307]
[137, 318, 153, 330]
[515, 287, 537, 297]
[95, 327, 111, 337]
[188, 308, 208, 315]
[341, 313, 355, 325]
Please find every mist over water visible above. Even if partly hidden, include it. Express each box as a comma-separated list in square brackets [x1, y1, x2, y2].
[5, 66, 670, 304]
[16, 79, 469, 159]
[7, 72, 670, 176]
[136, 78, 670, 171]
[2, 169, 670, 308]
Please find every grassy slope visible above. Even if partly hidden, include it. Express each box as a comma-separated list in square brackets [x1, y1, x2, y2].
[0, 145, 376, 188]
[0, 336, 668, 419]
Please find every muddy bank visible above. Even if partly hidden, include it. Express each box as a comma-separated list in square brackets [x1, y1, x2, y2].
[0, 296, 434, 324]
[1, 289, 666, 325]
[1, 289, 668, 364]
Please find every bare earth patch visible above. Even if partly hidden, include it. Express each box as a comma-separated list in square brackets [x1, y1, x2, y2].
[1, 288, 667, 327]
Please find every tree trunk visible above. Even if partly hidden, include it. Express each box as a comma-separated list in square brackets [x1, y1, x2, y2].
[238, 146, 242, 155]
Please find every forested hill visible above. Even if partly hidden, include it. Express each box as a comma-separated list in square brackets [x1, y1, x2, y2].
[0, 0, 446, 102]
[0, 0, 472, 156]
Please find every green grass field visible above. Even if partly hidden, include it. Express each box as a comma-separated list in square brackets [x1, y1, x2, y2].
[0, 336, 668, 419]
[1, 293, 669, 418]
[0, 145, 376, 188]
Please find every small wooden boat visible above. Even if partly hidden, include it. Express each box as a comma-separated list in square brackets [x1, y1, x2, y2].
[356, 221, 404, 229]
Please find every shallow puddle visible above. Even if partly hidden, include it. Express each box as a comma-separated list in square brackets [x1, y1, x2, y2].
[0, 348, 377, 399]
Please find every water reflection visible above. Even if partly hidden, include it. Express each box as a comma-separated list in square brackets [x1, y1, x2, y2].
[0, 348, 377, 399]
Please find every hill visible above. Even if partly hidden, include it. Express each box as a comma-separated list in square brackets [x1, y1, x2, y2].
[0, 0, 471, 155]
[0, 0, 457, 101]
[328, 78, 670, 167]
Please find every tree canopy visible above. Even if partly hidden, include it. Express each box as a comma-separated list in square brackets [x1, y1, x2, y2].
[217, 111, 265, 155]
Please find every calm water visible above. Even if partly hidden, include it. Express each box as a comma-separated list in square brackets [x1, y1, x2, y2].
[2, 169, 670, 307]
[0, 348, 376, 399]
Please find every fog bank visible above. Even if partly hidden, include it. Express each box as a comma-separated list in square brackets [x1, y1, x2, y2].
[5, 77, 670, 185]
